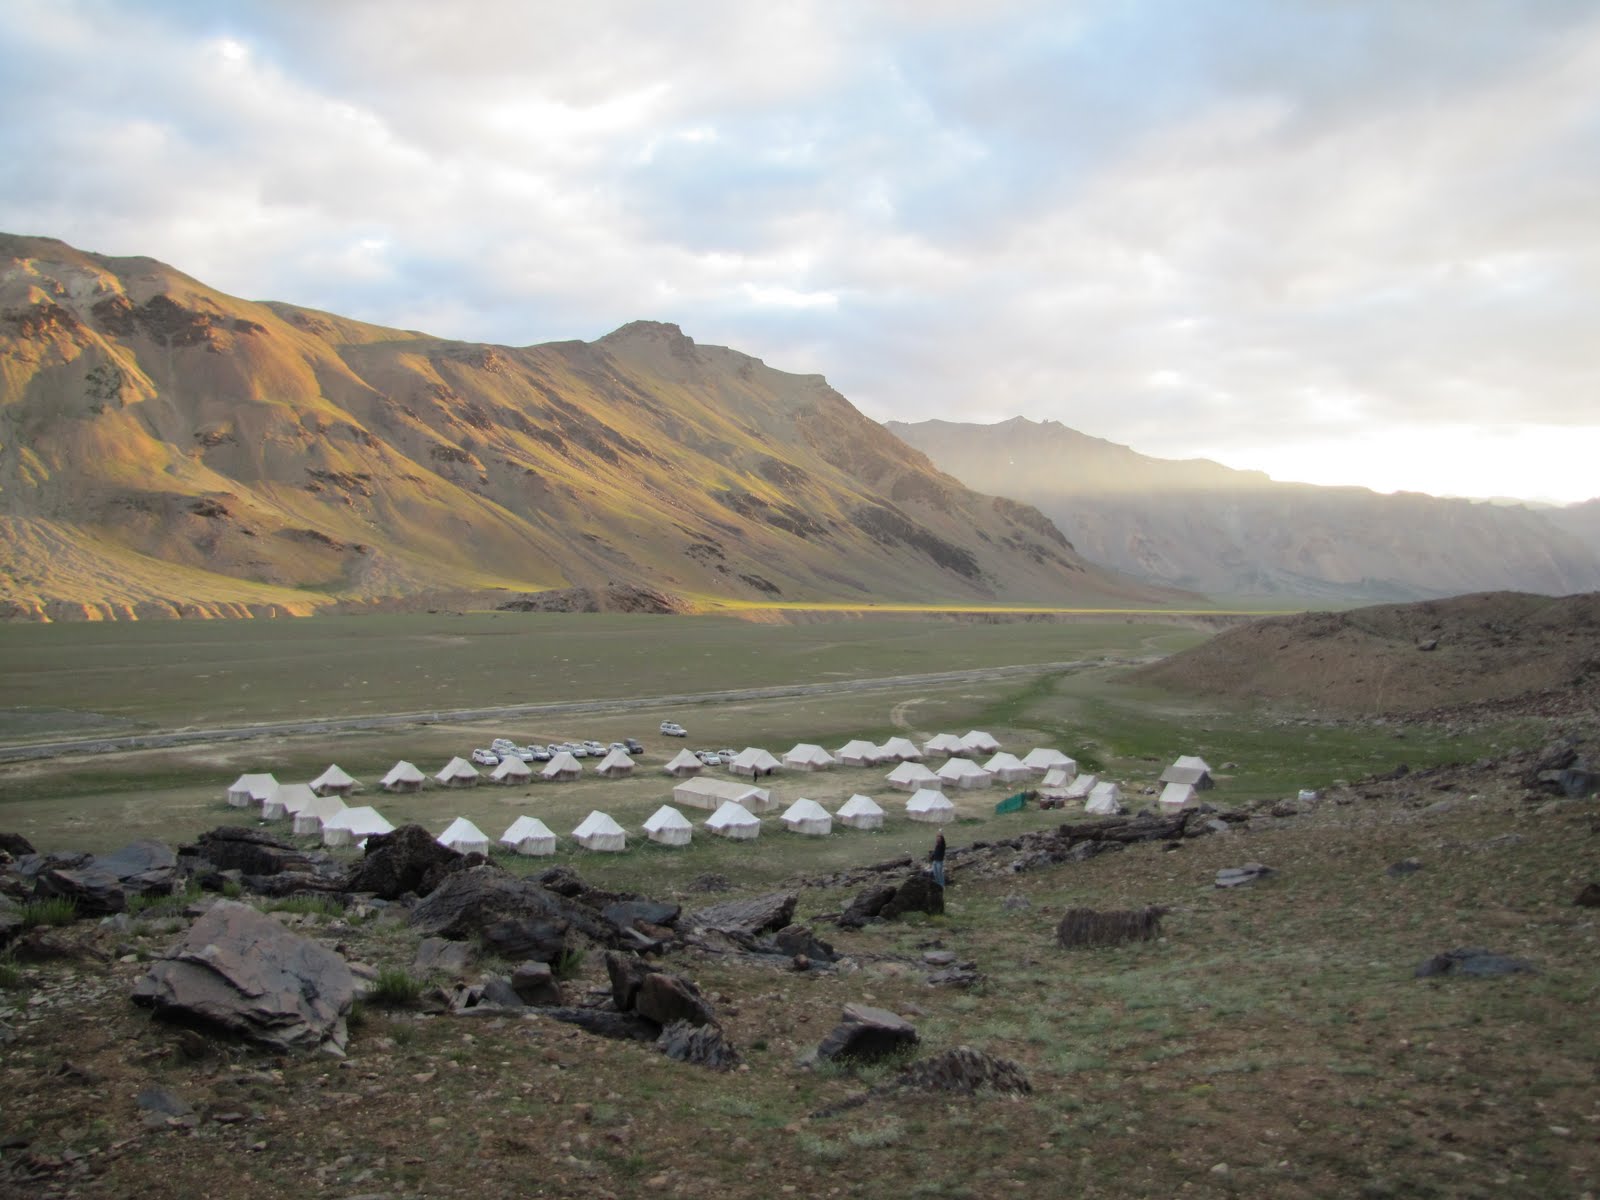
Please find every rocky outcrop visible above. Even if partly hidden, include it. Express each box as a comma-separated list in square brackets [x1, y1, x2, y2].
[687, 892, 797, 938]
[34, 840, 178, 916]
[346, 825, 467, 900]
[1055, 907, 1164, 949]
[811, 1004, 919, 1065]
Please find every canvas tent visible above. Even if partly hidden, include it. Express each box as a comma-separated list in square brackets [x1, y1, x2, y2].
[706, 801, 761, 840]
[982, 752, 1032, 783]
[541, 751, 583, 782]
[959, 730, 1001, 756]
[436, 757, 480, 788]
[1064, 773, 1098, 801]
[572, 811, 627, 852]
[309, 764, 357, 797]
[1159, 782, 1199, 812]
[322, 805, 394, 848]
[438, 817, 491, 855]
[643, 805, 693, 847]
[1159, 760, 1214, 789]
[1085, 781, 1124, 815]
[878, 736, 923, 762]
[662, 749, 703, 778]
[922, 733, 965, 758]
[1021, 748, 1074, 774]
[673, 776, 774, 813]
[906, 788, 956, 824]
[594, 748, 636, 778]
[835, 739, 885, 767]
[783, 743, 836, 771]
[226, 773, 278, 808]
[1040, 766, 1075, 791]
[292, 794, 347, 836]
[936, 757, 993, 790]
[886, 761, 940, 792]
[381, 761, 426, 793]
[730, 747, 782, 778]
[500, 815, 557, 857]
[780, 798, 833, 836]
[836, 794, 885, 830]
[490, 756, 533, 784]
[262, 782, 316, 821]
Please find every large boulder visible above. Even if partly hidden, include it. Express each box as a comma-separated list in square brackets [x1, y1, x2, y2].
[688, 891, 797, 938]
[131, 900, 356, 1053]
[35, 840, 179, 916]
[408, 866, 614, 952]
[656, 1020, 743, 1071]
[1055, 907, 1163, 949]
[813, 1003, 919, 1064]
[603, 951, 716, 1027]
[188, 828, 316, 878]
[346, 825, 465, 900]
[0, 833, 36, 859]
[836, 885, 897, 930]
[879, 873, 944, 921]
[511, 961, 563, 1006]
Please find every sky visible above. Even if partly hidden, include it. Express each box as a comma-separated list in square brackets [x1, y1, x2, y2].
[2, 0, 1597, 504]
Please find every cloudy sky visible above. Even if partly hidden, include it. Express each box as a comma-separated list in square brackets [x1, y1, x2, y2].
[3, 1, 1597, 503]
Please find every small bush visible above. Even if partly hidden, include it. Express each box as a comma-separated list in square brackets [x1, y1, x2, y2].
[369, 968, 423, 1008]
[220, 880, 244, 899]
[552, 947, 586, 980]
[0, 956, 23, 990]
[20, 897, 78, 927]
[264, 895, 344, 918]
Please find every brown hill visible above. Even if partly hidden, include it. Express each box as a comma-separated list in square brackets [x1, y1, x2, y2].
[888, 417, 1600, 603]
[0, 234, 1183, 619]
[1133, 591, 1600, 715]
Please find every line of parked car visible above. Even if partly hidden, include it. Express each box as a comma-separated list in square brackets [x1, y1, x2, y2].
[470, 736, 646, 767]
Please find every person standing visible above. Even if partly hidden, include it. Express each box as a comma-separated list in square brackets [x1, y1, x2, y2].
[930, 830, 947, 889]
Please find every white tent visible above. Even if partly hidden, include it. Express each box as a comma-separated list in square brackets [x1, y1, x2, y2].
[906, 788, 956, 824]
[500, 815, 557, 857]
[780, 797, 833, 836]
[1021, 748, 1075, 774]
[594, 748, 636, 778]
[835, 739, 885, 767]
[435, 757, 480, 788]
[1040, 766, 1076, 790]
[1159, 757, 1215, 789]
[662, 748, 704, 778]
[292, 793, 346, 836]
[262, 782, 316, 821]
[705, 800, 761, 840]
[959, 730, 1000, 756]
[1086, 781, 1124, 815]
[783, 743, 836, 771]
[572, 811, 627, 852]
[886, 760, 940, 792]
[982, 752, 1033, 783]
[836, 793, 885, 830]
[1174, 754, 1213, 773]
[309, 764, 357, 797]
[878, 736, 923, 762]
[643, 805, 693, 847]
[673, 776, 774, 812]
[438, 816, 491, 855]
[542, 751, 583, 782]
[1159, 782, 1199, 812]
[922, 733, 965, 758]
[381, 761, 426, 792]
[491, 756, 533, 784]
[322, 805, 394, 848]
[730, 747, 782, 778]
[226, 773, 277, 808]
[1064, 773, 1099, 801]
[936, 757, 993, 790]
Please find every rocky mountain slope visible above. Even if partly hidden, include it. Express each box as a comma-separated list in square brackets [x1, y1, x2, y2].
[887, 417, 1600, 603]
[1132, 590, 1600, 715]
[0, 235, 1180, 619]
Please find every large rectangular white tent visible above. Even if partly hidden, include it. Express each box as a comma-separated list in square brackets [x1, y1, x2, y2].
[309, 764, 357, 797]
[435, 757, 480, 788]
[1159, 782, 1199, 812]
[960, 730, 1001, 755]
[906, 788, 956, 824]
[877, 737, 923, 762]
[673, 776, 774, 813]
[936, 757, 993, 790]
[982, 752, 1033, 784]
[835, 739, 885, 767]
[922, 733, 965, 758]
[1086, 781, 1124, 815]
[438, 817, 491, 855]
[594, 748, 636, 778]
[662, 748, 703, 777]
[262, 782, 317, 821]
[491, 757, 533, 784]
[730, 747, 782, 778]
[1021, 748, 1075, 775]
[542, 751, 583, 782]
[500, 815, 557, 856]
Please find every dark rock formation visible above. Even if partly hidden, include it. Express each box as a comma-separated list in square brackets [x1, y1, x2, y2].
[813, 1003, 919, 1064]
[688, 891, 797, 938]
[894, 1045, 1030, 1096]
[510, 961, 563, 1006]
[1216, 863, 1276, 888]
[656, 1020, 742, 1070]
[879, 873, 944, 920]
[346, 825, 465, 900]
[540, 1007, 660, 1041]
[1055, 907, 1164, 949]
[1414, 947, 1537, 979]
[1574, 883, 1600, 908]
[836, 885, 897, 930]
[34, 840, 178, 916]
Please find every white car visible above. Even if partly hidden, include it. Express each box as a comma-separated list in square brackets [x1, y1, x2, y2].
[696, 750, 722, 766]
[660, 721, 688, 737]
[470, 748, 500, 766]
[490, 738, 516, 753]
[513, 746, 536, 762]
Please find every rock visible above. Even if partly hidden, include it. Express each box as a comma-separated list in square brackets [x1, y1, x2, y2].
[346, 825, 464, 900]
[477, 976, 526, 1009]
[879, 873, 944, 920]
[510, 961, 562, 1006]
[1574, 883, 1600, 908]
[34, 840, 178, 916]
[1387, 859, 1423, 877]
[637, 973, 715, 1028]
[136, 1086, 192, 1128]
[479, 918, 570, 963]
[413, 937, 472, 977]
[687, 873, 733, 893]
[131, 900, 356, 1053]
[1055, 907, 1164, 949]
[771, 924, 836, 963]
[14, 927, 108, 963]
[922, 950, 957, 966]
[540, 1007, 660, 1041]
[688, 891, 798, 938]
[926, 966, 985, 988]
[188, 827, 317, 879]
[0, 833, 37, 858]
[892, 1045, 1029, 1095]
[1558, 765, 1596, 798]
[1216, 863, 1276, 888]
[0, 894, 21, 947]
[408, 866, 614, 954]
[1416, 638, 1438, 652]
[656, 1020, 742, 1070]
[531, 865, 587, 897]
[1000, 894, 1031, 912]
[836, 885, 897, 930]
[813, 1003, 919, 1064]
[1272, 801, 1302, 818]
[1414, 947, 1537, 979]
[602, 900, 681, 935]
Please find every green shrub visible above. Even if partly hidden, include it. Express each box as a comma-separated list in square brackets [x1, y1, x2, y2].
[0, 956, 23, 990]
[264, 895, 344, 918]
[369, 967, 423, 1008]
[220, 880, 244, 899]
[20, 897, 78, 927]
[552, 947, 586, 980]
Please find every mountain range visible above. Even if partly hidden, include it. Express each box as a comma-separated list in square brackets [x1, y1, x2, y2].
[0, 234, 1178, 620]
[887, 417, 1600, 603]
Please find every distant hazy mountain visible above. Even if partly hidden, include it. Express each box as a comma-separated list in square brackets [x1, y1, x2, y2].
[0, 234, 1183, 620]
[887, 417, 1600, 602]
[1544, 499, 1600, 559]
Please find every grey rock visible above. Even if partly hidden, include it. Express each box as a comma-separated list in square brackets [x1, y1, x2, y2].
[1216, 863, 1276, 888]
[602, 900, 681, 933]
[409, 866, 612, 953]
[770, 924, 836, 963]
[0, 832, 36, 858]
[1000, 894, 1031, 912]
[813, 1003, 919, 1064]
[879, 873, 944, 920]
[1387, 858, 1423, 877]
[1056, 907, 1163, 948]
[188, 827, 317, 879]
[346, 825, 465, 901]
[35, 839, 178, 916]
[688, 891, 798, 938]
[637, 972, 715, 1028]
[926, 966, 985, 988]
[1415, 947, 1537, 979]
[894, 1045, 1029, 1096]
[922, 950, 957, 966]
[131, 900, 356, 1053]
[1574, 883, 1600, 908]
[540, 1006, 659, 1041]
[477, 977, 526, 1009]
[510, 961, 562, 1006]
[837, 884, 897, 930]
[413, 937, 472, 977]
[479, 918, 569, 963]
[656, 1020, 742, 1071]
[135, 1086, 192, 1117]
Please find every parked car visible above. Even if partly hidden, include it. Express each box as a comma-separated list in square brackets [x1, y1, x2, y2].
[470, 748, 500, 766]
[513, 746, 536, 762]
[718, 748, 735, 761]
[569, 746, 589, 758]
[490, 738, 516, 753]
[660, 721, 688, 737]
[696, 750, 722, 766]
[624, 738, 644, 754]
[529, 747, 552, 762]
[582, 740, 606, 754]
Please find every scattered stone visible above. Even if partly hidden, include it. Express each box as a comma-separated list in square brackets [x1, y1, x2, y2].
[895, 1045, 1029, 1096]
[346, 825, 465, 900]
[413, 937, 472, 977]
[1414, 947, 1537, 979]
[135, 1086, 192, 1128]
[878, 873, 944, 921]
[812, 1003, 919, 1065]
[926, 966, 985, 988]
[1055, 907, 1163, 949]
[1387, 859, 1423, 877]
[510, 961, 562, 1006]
[131, 899, 356, 1053]
[604, 952, 715, 1027]
[540, 1007, 660, 1041]
[602, 900, 681, 935]
[771, 924, 836, 963]
[477, 977, 526, 1009]
[1000, 894, 1031, 912]
[922, 950, 957, 966]
[1574, 883, 1600, 908]
[656, 1020, 743, 1071]
[0, 832, 38, 858]
[687, 873, 733, 894]
[1216, 864, 1276, 889]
